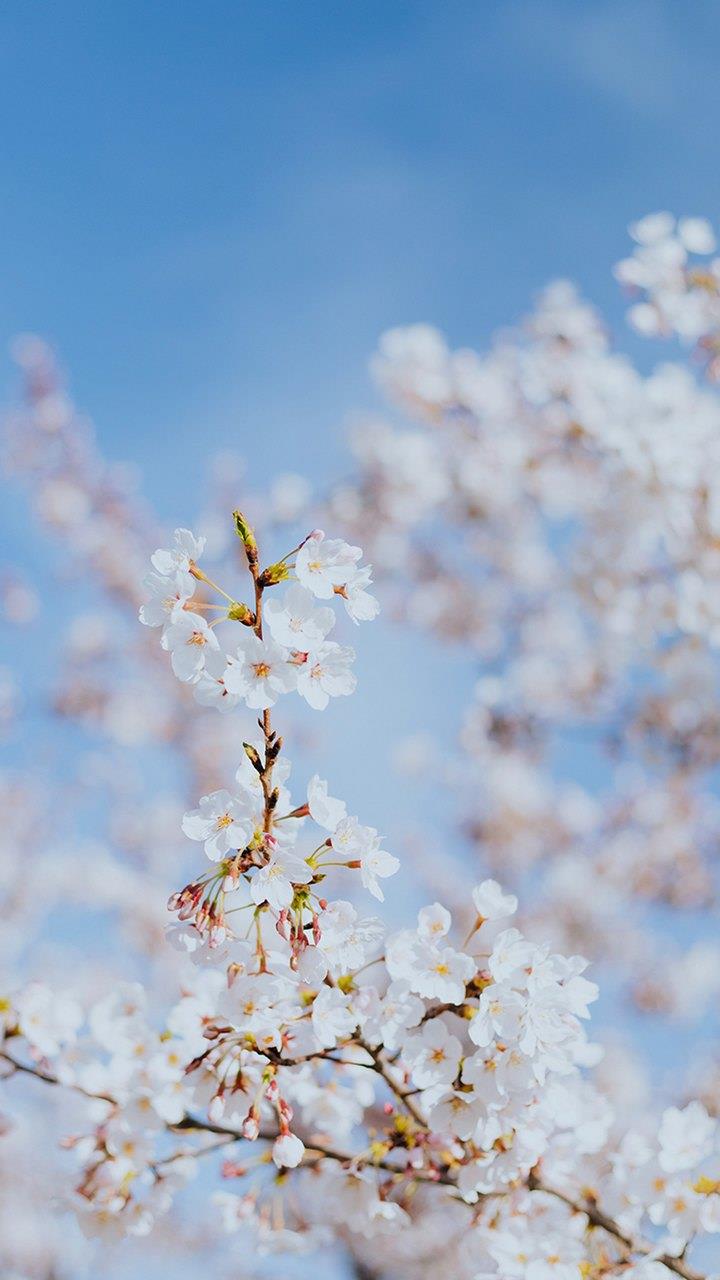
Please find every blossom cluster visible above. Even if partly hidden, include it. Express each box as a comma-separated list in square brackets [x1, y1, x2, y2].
[4, 980, 196, 1239]
[2, 878, 600, 1243]
[141, 525, 377, 711]
[615, 211, 720, 372]
[5, 862, 720, 1276]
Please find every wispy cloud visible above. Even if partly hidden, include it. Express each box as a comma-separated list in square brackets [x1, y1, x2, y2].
[491, 0, 715, 121]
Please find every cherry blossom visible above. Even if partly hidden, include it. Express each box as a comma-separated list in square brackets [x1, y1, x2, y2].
[403, 1020, 463, 1092]
[295, 640, 356, 710]
[307, 773, 347, 830]
[336, 565, 380, 624]
[249, 848, 312, 910]
[13, 982, 82, 1057]
[295, 532, 362, 598]
[272, 1132, 305, 1169]
[139, 567, 196, 628]
[151, 527, 206, 576]
[223, 632, 297, 709]
[264, 582, 335, 649]
[161, 609, 220, 682]
[181, 790, 253, 861]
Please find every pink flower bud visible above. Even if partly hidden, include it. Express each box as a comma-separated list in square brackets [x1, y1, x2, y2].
[272, 1132, 304, 1169]
[242, 1111, 259, 1141]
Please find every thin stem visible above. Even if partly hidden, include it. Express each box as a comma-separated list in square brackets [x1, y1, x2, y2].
[0, 1049, 114, 1104]
[190, 566, 236, 604]
[355, 1035, 427, 1128]
[173, 1115, 455, 1184]
[244, 524, 276, 840]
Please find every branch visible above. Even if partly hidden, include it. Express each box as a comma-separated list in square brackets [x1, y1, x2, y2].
[3, 1046, 708, 1278]
[173, 1113, 456, 1184]
[529, 1173, 705, 1280]
[0, 1049, 114, 1104]
[355, 1035, 428, 1128]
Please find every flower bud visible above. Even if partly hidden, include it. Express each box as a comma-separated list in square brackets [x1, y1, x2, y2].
[233, 511, 258, 565]
[272, 1132, 304, 1169]
[243, 742, 263, 774]
[258, 561, 290, 588]
[242, 1109, 259, 1141]
[227, 601, 254, 624]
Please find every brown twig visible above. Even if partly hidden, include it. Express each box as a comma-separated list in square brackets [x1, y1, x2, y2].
[2, 1044, 708, 1278]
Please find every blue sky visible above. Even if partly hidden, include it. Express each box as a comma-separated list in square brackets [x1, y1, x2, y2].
[1, 0, 719, 505]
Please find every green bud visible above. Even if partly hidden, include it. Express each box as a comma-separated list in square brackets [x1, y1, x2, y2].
[227, 601, 254, 623]
[258, 561, 290, 588]
[243, 742, 263, 774]
[233, 510, 258, 563]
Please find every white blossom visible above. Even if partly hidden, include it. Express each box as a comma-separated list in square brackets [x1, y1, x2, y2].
[295, 641, 356, 710]
[138, 568, 195, 627]
[307, 774, 347, 831]
[161, 609, 220, 682]
[181, 789, 252, 860]
[273, 1132, 305, 1169]
[311, 986, 356, 1048]
[150, 527, 206, 576]
[264, 583, 335, 650]
[295, 533, 362, 598]
[14, 982, 82, 1057]
[223, 632, 297, 709]
[250, 849, 313, 910]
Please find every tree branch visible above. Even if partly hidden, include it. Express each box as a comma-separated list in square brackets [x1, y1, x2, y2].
[529, 1173, 705, 1280]
[2, 1045, 708, 1279]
